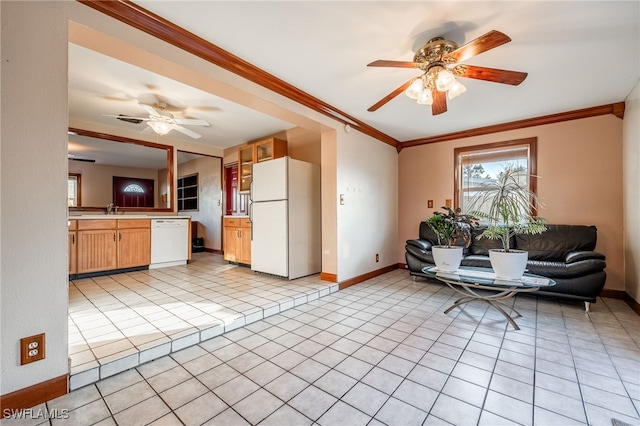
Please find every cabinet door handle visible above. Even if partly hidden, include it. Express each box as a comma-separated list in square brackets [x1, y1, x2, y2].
[72, 235, 75, 244]
[119, 233, 122, 242]
[113, 233, 116, 242]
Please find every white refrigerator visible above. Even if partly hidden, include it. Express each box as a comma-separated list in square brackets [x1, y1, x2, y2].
[250, 156, 321, 279]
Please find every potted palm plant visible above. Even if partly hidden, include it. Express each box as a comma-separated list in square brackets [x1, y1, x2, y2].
[425, 207, 477, 272]
[468, 168, 547, 279]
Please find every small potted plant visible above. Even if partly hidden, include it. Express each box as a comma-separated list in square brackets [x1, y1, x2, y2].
[468, 168, 547, 279]
[425, 206, 477, 272]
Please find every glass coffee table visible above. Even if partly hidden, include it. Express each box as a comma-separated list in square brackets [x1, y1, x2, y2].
[422, 266, 556, 330]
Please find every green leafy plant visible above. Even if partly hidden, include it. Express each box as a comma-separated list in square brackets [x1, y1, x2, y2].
[468, 168, 547, 252]
[425, 207, 478, 248]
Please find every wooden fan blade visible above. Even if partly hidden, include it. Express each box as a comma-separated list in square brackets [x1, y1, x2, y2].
[367, 60, 421, 68]
[456, 65, 527, 85]
[174, 118, 210, 126]
[431, 89, 447, 115]
[445, 30, 511, 63]
[367, 79, 414, 112]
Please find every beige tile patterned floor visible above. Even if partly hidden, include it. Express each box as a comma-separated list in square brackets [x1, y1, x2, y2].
[67, 253, 338, 390]
[3, 256, 639, 425]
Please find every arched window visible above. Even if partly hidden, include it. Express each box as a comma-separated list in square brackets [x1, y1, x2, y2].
[123, 183, 145, 193]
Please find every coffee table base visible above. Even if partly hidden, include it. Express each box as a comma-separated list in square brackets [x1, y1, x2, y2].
[442, 282, 534, 330]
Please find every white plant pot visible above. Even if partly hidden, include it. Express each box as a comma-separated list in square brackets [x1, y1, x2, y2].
[489, 249, 528, 280]
[432, 246, 464, 273]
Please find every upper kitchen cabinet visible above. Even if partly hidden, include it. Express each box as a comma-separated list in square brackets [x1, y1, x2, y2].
[238, 138, 287, 192]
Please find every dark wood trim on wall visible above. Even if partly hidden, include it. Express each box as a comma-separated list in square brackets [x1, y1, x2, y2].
[624, 293, 640, 316]
[0, 375, 68, 418]
[600, 289, 640, 316]
[68, 127, 175, 213]
[77, 1, 399, 149]
[320, 272, 338, 283]
[338, 264, 399, 290]
[400, 102, 626, 149]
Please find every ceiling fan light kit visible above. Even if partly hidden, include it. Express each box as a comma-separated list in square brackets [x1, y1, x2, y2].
[367, 30, 527, 115]
[105, 100, 210, 139]
[147, 120, 173, 135]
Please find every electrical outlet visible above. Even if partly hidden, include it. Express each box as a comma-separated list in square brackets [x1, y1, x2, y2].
[375, 253, 379, 262]
[20, 333, 45, 365]
[427, 200, 433, 208]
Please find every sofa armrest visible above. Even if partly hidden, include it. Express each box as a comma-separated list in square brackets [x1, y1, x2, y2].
[406, 239, 432, 251]
[565, 251, 606, 264]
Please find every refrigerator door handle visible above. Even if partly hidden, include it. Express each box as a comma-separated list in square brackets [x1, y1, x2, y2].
[249, 203, 253, 240]
[249, 179, 253, 202]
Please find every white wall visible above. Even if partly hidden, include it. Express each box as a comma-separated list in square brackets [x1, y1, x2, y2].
[177, 155, 223, 251]
[1, 2, 69, 395]
[336, 129, 398, 281]
[623, 79, 640, 304]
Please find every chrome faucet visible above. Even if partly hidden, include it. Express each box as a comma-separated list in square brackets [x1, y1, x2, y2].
[106, 203, 115, 214]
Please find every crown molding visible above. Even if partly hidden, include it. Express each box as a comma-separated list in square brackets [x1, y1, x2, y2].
[400, 102, 626, 150]
[77, 0, 399, 149]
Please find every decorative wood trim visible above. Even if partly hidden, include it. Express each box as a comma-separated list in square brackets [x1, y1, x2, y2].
[599, 289, 625, 299]
[599, 289, 640, 316]
[77, 1, 399, 149]
[623, 292, 640, 316]
[204, 248, 223, 255]
[338, 264, 399, 290]
[401, 102, 626, 149]
[0, 375, 68, 418]
[320, 272, 338, 283]
[69, 127, 175, 212]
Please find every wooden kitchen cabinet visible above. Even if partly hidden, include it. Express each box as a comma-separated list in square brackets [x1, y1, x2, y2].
[75, 219, 150, 274]
[238, 138, 287, 192]
[223, 217, 252, 265]
[68, 220, 77, 275]
[77, 227, 118, 273]
[116, 219, 151, 268]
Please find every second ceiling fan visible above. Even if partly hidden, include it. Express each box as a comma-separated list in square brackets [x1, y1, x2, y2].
[107, 101, 210, 139]
[367, 30, 528, 115]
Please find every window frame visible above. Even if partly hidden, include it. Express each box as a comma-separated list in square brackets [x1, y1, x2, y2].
[454, 137, 538, 215]
[68, 173, 82, 207]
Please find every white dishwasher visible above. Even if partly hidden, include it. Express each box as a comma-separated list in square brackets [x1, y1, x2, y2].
[150, 219, 189, 269]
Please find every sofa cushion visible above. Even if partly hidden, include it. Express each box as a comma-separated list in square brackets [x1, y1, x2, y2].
[515, 225, 597, 261]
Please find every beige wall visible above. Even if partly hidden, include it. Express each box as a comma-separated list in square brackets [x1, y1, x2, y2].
[399, 114, 624, 290]
[68, 161, 162, 208]
[623, 80, 640, 304]
[1, 1, 69, 395]
[177, 155, 223, 251]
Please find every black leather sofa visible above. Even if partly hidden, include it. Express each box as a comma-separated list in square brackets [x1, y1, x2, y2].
[405, 223, 607, 310]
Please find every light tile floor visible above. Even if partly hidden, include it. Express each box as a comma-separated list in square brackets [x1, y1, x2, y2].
[4, 258, 640, 426]
[67, 253, 338, 390]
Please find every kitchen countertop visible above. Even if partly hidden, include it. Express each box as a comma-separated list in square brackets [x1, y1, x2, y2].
[224, 215, 249, 218]
[70, 215, 191, 220]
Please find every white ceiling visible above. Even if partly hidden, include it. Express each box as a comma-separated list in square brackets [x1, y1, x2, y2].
[69, 1, 639, 152]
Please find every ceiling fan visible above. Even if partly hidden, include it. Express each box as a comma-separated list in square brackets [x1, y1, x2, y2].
[367, 30, 528, 115]
[105, 101, 210, 139]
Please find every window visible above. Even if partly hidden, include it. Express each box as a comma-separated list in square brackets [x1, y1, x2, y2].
[68, 173, 81, 207]
[178, 173, 199, 211]
[455, 138, 537, 214]
[123, 183, 145, 193]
